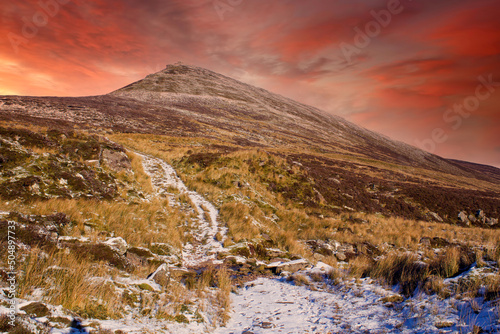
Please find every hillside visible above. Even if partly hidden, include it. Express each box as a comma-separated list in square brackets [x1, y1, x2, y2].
[0, 64, 499, 333]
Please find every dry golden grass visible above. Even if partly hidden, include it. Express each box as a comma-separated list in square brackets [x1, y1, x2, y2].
[424, 276, 450, 299]
[215, 266, 232, 326]
[18, 248, 122, 319]
[371, 252, 428, 296]
[348, 256, 374, 279]
[127, 151, 154, 195]
[27, 198, 184, 248]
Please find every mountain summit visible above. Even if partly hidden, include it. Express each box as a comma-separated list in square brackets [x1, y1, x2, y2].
[109, 64, 489, 179]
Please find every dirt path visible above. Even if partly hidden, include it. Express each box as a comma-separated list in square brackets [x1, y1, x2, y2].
[138, 153, 227, 267]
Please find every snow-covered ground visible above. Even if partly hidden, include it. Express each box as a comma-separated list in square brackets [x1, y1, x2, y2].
[214, 266, 500, 334]
[2, 154, 499, 334]
[138, 153, 227, 266]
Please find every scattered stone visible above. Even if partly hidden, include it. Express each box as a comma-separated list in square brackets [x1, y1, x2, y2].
[259, 321, 274, 329]
[101, 148, 131, 172]
[21, 302, 50, 317]
[104, 237, 128, 255]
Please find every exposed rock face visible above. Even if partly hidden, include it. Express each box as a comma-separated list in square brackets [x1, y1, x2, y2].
[101, 149, 131, 172]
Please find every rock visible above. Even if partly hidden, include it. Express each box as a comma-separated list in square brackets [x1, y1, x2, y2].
[475, 210, 485, 219]
[458, 211, 470, 225]
[428, 212, 443, 222]
[329, 240, 341, 250]
[242, 331, 255, 334]
[104, 237, 128, 255]
[267, 259, 309, 274]
[21, 302, 50, 317]
[335, 252, 347, 261]
[486, 218, 498, 226]
[137, 283, 154, 291]
[266, 248, 286, 258]
[101, 149, 131, 172]
[147, 263, 170, 287]
[305, 240, 334, 256]
[259, 321, 274, 329]
[313, 188, 326, 204]
[224, 255, 247, 265]
[227, 242, 253, 257]
[468, 215, 477, 223]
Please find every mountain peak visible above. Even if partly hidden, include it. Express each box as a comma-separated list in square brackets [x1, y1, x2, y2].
[110, 63, 241, 96]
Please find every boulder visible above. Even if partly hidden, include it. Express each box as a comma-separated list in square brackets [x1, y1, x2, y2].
[21, 302, 50, 317]
[475, 210, 485, 219]
[101, 149, 131, 172]
[104, 237, 128, 255]
[458, 211, 470, 225]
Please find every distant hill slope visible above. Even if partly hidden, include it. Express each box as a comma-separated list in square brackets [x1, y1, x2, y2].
[0, 63, 499, 202]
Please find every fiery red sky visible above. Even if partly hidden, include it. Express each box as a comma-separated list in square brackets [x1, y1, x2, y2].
[2, 0, 500, 167]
